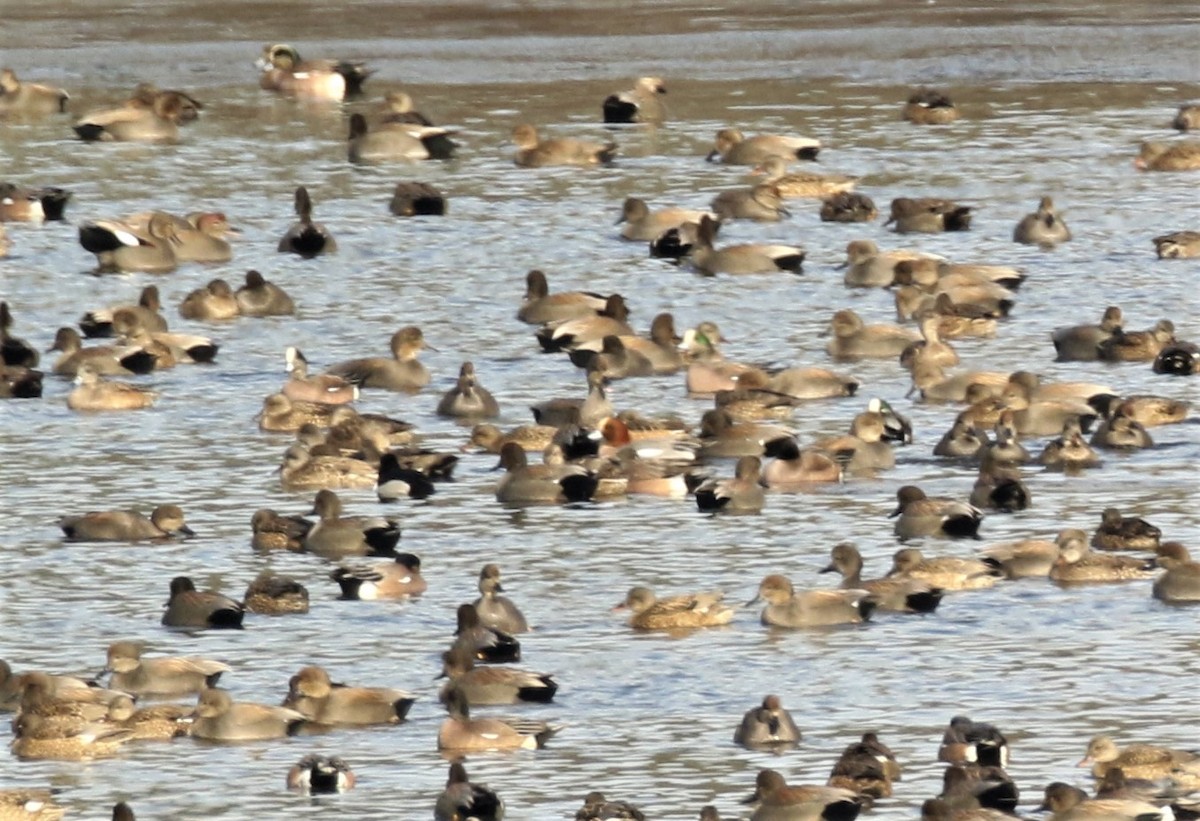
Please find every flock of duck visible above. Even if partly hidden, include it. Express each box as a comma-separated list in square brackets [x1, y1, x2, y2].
[1, 38, 1199, 821]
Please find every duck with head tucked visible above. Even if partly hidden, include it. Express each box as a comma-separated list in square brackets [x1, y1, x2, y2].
[0, 68, 69, 115]
[60, 504, 192, 542]
[1013, 196, 1071, 246]
[903, 87, 959, 124]
[1135, 140, 1200, 171]
[734, 695, 802, 748]
[73, 92, 188, 142]
[614, 586, 735, 630]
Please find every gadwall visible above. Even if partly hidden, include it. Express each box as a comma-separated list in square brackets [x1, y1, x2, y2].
[765, 366, 861, 400]
[821, 192, 878, 223]
[331, 552, 427, 599]
[1013, 196, 1071, 246]
[60, 504, 191, 542]
[452, 603, 521, 664]
[742, 769, 862, 821]
[762, 437, 842, 486]
[0, 789, 63, 819]
[347, 113, 456, 162]
[909, 362, 1008, 403]
[242, 572, 309, 615]
[1038, 782, 1166, 821]
[11, 712, 133, 760]
[436, 762, 504, 821]
[73, 93, 186, 142]
[1091, 507, 1160, 551]
[278, 186, 336, 257]
[706, 128, 820, 164]
[0, 662, 103, 712]
[494, 442, 599, 504]
[840, 240, 940, 288]
[162, 576, 245, 629]
[979, 530, 1079, 579]
[123, 82, 202, 122]
[283, 664, 415, 724]
[619, 198, 715, 242]
[614, 587, 735, 630]
[903, 88, 959, 124]
[47, 328, 142, 378]
[575, 335, 654, 379]
[438, 645, 555, 706]
[105, 695, 192, 740]
[710, 183, 790, 222]
[376, 452, 437, 501]
[575, 792, 646, 821]
[698, 409, 786, 458]
[900, 315, 959, 371]
[829, 732, 902, 798]
[1050, 539, 1156, 583]
[437, 361, 500, 418]
[472, 563, 529, 634]
[235, 270, 295, 316]
[602, 76, 667, 124]
[1153, 341, 1199, 375]
[1079, 735, 1200, 780]
[685, 215, 804, 275]
[437, 688, 560, 751]
[888, 548, 998, 590]
[78, 213, 178, 273]
[911, 293, 999, 339]
[968, 452, 1030, 512]
[131, 211, 233, 263]
[110, 309, 217, 364]
[750, 574, 876, 627]
[886, 197, 971, 233]
[282, 347, 357, 405]
[1153, 230, 1200, 258]
[1088, 394, 1188, 428]
[258, 393, 337, 432]
[189, 687, 306, 741]
[304, 489, 400, 558]
[104, 641, 228, 696]
[325, 326, 432, 392]
[0, 184, 69, 222]
[512, 123, 616, 167]
[695, 456, 765, 513]
[1153, 543, 1200, 603]
[938, 715, 1009, 767]
[79, 284, 167, 339]
[826, 309, 918, 361]
[933, 416, 987, 460]
[1135, 140, 1200, 171]
[0, 303, 38, 369]
[1175, 104, 1200, 131]
[821, 543, 942, 613]
[536, 293, 633, 351]
[178, 279, 238, 321]
[733, 695, 802, 747]
[517, 269, 612, 325]
[257, 43, 371, 100]
[377, 91, 435, 126]
[889, 486, 983, 541]
[287, 755, 357, 793]
[1039, 418, 1101, 470]
[0, 68, 69, 115]
[389, 181, 447, 215]
[278, 444, 376, 491]
[1089, 411, 1153, 450]
[1051, 306, 1123, 362]
[1097, 320, 1175, 362]
[752, 156, 856, 198]
[570, 313, 685, 375]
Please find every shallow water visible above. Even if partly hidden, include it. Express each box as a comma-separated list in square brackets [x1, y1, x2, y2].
[1, 1, 1199, 818]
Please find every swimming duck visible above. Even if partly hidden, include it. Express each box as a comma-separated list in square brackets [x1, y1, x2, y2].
[1013, 196, 1071, 246]
[889, 487, 983, 541]
[60, 504, 192, 542]
[242, 572, 309, 614]
[0, 182, 71, 222]
[73, 93, 186, 142]
[706, 128, 820, 164]
[1152, 542, 1200, 603]
[347, 113, 456, 162]
[78, 213, 178, 273]
[235, 270, 295, 316]
[827, 309, 918, 360]
[282, 347, 357, 405]
[512, 123, 617, 167]
[332, 551, 427, 599]
[325, 326, 432, 392]
[751, 156, 856, 198]
[278, 443, 376, 490]
[821, 192, 878, 223]
[1135, 140, 1200, 171]
[451, 603, 521, 664]
[742, 768, 863, 821]
[887, 548, 998, 590]
[66, 367, 157, 411]
[257, 43, 371, 100]
[517, 269, 612, 325]
[575, 792, 646, 821]
[472, 563, 530, 634]
[840, 240, 941, 288]
[695, 456, 765, 512]
[278, 186, 336, 257]
[389, 181, 448, 215]
[734, 695, 802, 748]
[1051, 306, 1123, 362]
[1153, 230, 1200, 258]
[614, 587, 735, 630]
[287, 755, 356, 794]
[437, 687, 560, 751]
[435, 762, 504, 821]
[903, 87, 959, 124]
[749, 574, 876, 627]
[282, 664, 415, 724]
[685, 215, 804, 275]
[1091, 507, 1160, 551]
[602, 76, 667, 124]
[437, 645, 556, 706]
[886, 197, 972, 233]
[162, 576, 245, 629]
[103, 641, 228, 697]
[710, 183, 790, 222]
[437, 361, 500, 419]
[178, 279, 239, 321]
[828, 732, 902, 798]
[821, 543, 943, 613]
[938, 715, 1010, 766]
[0, 68, 69, 115]
[189, 687, 306, 740]
[303, 489, 400, 558]
[1049, 539, 1156, 583]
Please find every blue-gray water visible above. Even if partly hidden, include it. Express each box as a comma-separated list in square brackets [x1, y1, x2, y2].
[1, 1, 1198, 818]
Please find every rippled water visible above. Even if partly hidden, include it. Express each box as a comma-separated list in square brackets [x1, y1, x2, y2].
[1, 1, 1199, 818]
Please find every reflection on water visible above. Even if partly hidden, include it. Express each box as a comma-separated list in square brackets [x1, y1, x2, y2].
[1, 1, 1199, 819]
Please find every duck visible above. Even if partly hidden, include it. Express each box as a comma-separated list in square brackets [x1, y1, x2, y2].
[617, 197, 715, 242]
[969, 444, 1030, 510]
[178, 279, 239, 321]
[602, 76, 666, 123]
[1091, 507, 1160, 551]
[734, 695, 802, 747]
[751, 156, 856, 198]
[710, 183, 790, 222]
[282, 665, 415, 725]
[0, 68, 69, 115]
[828, 732, 902, 798]
[903, 87, 959, 124]
[695, 456, 766, 513]
[614, 587, 735, 630]
[1153, 230, 1200, 258]
[569, 314, 685, 376]
[706, 128, 820, 164]
[1052, 306, 1123, 362]
[1039, 419, 1102, 470]
[189, 687, 306, 740]
[105, 696, 193, 742]
[494, 442, 599, 505]
[912, 293, 1000, 339]
[103, 641, 228, 697]
[826, 309, 918, 360]
[886, 197, 972, 233]
[258, 393, 337, 432]
[278, 444, 376, 491]
[889, 486, 984, 542]
[110, 309, 218, 364]
[303, 489, 400, 558]
[1153, 340, 1199, 375]
[909, 362, 1008, 404]
[124, 210, 233, 263]
[575, 793, 646, 821]
[10, 712, 133, 760]
[1049, 539, 1156, 583]
[287, 755, 357, 794]
[242, 572, 309, 615]
[79, 285, 167, 339]
[0, 182, 71, 222]
[1079, 736, 1200, 781]
[742, 768, 863, 821]
[1135, 140, 1200, 171]
[888, 548, 998, 590]
[512, 123, 617, 167]
[331, 552, 427, 599]
[1098, 320, 1175, 362]
[277, 186, 336, 257]
[1089, 411, 1153, 449]
[900, 315, 960, 370]
[698, 409, 786, 458]
[347, 113, 456, 162]
[123, 82, 202, 122]
[517, 269, 612, 324]
[376, 452, 437, 502]
[452, 603, 521, 664]
[980, 530, 1080, 579]
[820, 191, 878, 223]
[472, 563, 530, 633]
[78, 213, 178, 273]
[1038, 782, 1169, 821]
[839, 240, 941, 288]
[940, 764, 1018, 813]
[162, 576, 245, 629]
[437, 361, 500, 418]
[435, 762, 504, 821]
[1175, 104, 1200, 131]
[536, 293, 633, 351]
[0, 363, 41, 398]
[437, 645, 556, 706]
[750, 574, 876, 627]
[73, 93, 186, 142]
[257, 43, 371, 100]
[1153, 542, 1200, 603]
[1013, 196, 1071, 246]
[282, 347, 357, 405]
[437, 687, 560, 752]
[761, 436, 843, 486]
[325, 326, 432, 392]
[60, 504, 192, 542]
[684, 215, 804, 275]
[467, 423, 557, 454]
[389, 181, 447, 215]
[46, 327, 156, 377]
[821, 543, 942, 613]
[938, 715, 1010, 767]
[66, 368, 156, 411]
[1088, 394, 1189, 428]
[235, 270, 295, 316]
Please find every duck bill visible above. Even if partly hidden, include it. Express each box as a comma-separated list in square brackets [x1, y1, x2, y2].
[744, 594, 762, 607]
[887, 505, 903, 518]
[178, 525, 196, 537]
[1076, 756, 1093, 767]
[742, 789, 763, 805]
[819, 563, 838, 574]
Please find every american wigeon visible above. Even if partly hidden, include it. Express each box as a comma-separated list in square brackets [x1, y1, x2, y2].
[452, 603, 521, 664]
[104, 641, 228, 696]
[1079, 735, 1200, 781]
[1038, 782, 1167, 821]
[347, 113, 456, 162]
[494, 442, 600, 505]
[0, 68, 69, 115]
[437, 687, 560, 751]
[287, 755, 356, 793]
[828, 732, 902, 798]
[820, 192, 877, 223]
[903, 87, 959, 124]
[1013, 196, 1071, 246]
[0, 182, 70, 222]
[0, 788, 64, 819]
[331, 552, 427, 599]
[1091, 507, 1161, 551]
[512, 123, 617, 167]
[750, 574, 875, 627]
[617, 198, 714, 241]
[706, 128, 820, 164]
[278, 186, 336, 257]
[1098, 320, 1175, 362]
[11, 712, 133, 760]
[189, 687, 305, 740]
[304, 489, 400, 558]
[685, 215, 804, 275]
[826, 309, 918, 361]
[536, 294, 633, 352]
[78, 213, 178, 273]
[1050, 539, 1156, 583]
[733, 695, 802, 747]
[614, 587, 734, 630]
[742, 769, 862, 821]
[73, 93, 186, 142]
[1153, 542, 1200, 603]
[1135, 140, 1200, 171]
[437, 362, 500, 418]
[389, 181, 447, 216]
[886, 197, 971, 233]
[575, 792, 646, 821]
[710, 183, 790, 222]
[325, 326, 431, 392]
[602, 76, 667, 124]
[178, 279, 239, 321]
[283, 664, 415, 724]
[105, 695, 192, 740]
[435, 762, 503, 821]
[242, 572, 309, 615]
[1152, 230, 1200, 258]
[472, 564, 530, 633]
[821, 543, 942, 613]
[517, 270, 611, 325]
[438, 645, 556, 706]
[162, 577, 245, 629]
[695, 456, 765, 512]
[937, 715, 1009, 767]
[235, 270, 295, 316]
[257, 43, 371, 100]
